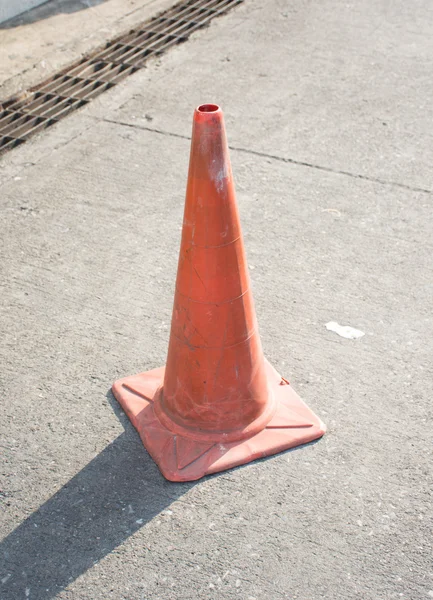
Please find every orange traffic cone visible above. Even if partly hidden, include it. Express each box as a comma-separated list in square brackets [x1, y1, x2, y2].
[112, 104, 325, 481]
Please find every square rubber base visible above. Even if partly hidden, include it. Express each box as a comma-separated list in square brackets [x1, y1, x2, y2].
[112, 360, 326, 482]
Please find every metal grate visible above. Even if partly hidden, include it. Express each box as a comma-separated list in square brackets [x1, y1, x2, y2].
[0, 0, 242, 155]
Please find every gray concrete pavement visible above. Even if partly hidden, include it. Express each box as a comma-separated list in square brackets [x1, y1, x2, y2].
[1, 0, 432, 599]
[0, 0, 178, 99]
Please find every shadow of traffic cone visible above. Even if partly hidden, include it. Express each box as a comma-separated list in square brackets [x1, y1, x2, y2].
[112, 104, 326, 481]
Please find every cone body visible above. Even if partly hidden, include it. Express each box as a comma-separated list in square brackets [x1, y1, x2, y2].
[158, 106, 273, 442]
[112, 105, 326, 481]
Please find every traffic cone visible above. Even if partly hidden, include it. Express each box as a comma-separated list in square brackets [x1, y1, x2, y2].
[112, 103, 325, 481]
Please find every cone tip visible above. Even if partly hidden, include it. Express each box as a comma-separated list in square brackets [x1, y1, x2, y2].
[194, 103, 222, 122]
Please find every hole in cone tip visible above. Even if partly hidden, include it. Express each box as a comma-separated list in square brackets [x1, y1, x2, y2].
[197, 104, 219, 113]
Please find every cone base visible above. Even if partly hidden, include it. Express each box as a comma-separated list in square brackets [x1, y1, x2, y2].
[112, 360, 326, 482]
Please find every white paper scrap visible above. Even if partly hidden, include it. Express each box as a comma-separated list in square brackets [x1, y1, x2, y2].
[325, 321, 365, 340]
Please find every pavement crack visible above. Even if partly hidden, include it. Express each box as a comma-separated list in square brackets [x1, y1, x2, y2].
[230, 145, 433, 195]
[101, 118, 191, 141]
[101, 118, 432, 194]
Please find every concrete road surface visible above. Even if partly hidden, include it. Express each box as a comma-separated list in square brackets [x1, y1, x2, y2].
[1, 0, 432, 598]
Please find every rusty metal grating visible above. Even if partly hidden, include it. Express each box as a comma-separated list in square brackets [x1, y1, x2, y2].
[0, 0, 242, 155]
